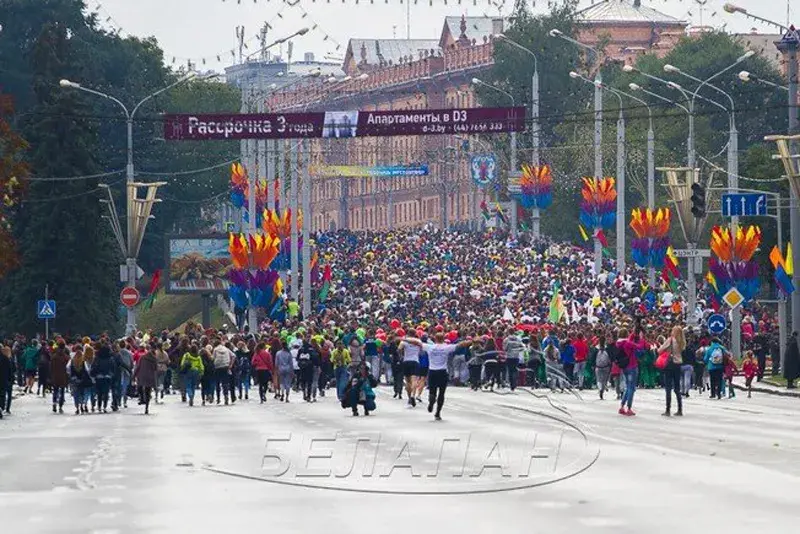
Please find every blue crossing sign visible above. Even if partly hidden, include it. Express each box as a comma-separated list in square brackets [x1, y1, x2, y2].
[707, 313, 726, 335]
[37, 300, 56, 320]
[721, 193, 767, 217]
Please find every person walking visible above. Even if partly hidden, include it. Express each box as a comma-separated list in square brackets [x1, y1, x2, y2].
[251, 342, 273, 403]
[572, 332, 589, 390]
[91, 343, 116, 413]
[742, 351, 757, 398]
[200, 346, 215, 406]
[784, 331, 800, 389]
[154, 343, 170, 404]
[133, 347, 158, 415]
[49, 343, 70, 414]
[22, 339, 39, 394]
[503, 328, 525, 391]
[331, 340, 351, 401]
[235, 341, 252, 401]
[274, 340, 295, 402]
[657, 326, 685, 417]
[616, 326, 648, 416]
[704, 337, 726, 400]
[179, 344, 204, 407]
[117, 342, 134, 408]
[68, 347, 92, 415]
[211, 339, 234, 405]
[593, 336, 612, 400]
[36, 342, 51, 397]
[0, 345, 13, 419]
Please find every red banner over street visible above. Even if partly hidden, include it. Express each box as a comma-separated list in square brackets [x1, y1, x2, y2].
[163, 107, 526, 141]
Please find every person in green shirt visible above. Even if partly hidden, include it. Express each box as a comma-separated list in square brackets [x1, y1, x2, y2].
[180, 345, 204, 406]
[287, 300, 300, 319]
[22, 340, 40, 394]
[330, 340, 351, 401]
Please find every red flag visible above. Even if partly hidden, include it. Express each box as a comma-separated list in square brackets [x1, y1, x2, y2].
[595, 229, 609, 248]
[147, 269, 161, 296]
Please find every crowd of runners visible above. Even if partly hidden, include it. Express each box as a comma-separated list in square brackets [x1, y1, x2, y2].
[1, 228, 798, 421]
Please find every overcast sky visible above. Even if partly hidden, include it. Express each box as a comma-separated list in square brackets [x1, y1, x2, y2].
[92, 0, 793, 71]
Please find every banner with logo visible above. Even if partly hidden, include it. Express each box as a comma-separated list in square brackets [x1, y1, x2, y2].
[163, 107, 525, 141]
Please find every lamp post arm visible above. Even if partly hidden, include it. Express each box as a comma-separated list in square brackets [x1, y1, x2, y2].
[72, 85, 130, 119]
[131, 74, 195, 118]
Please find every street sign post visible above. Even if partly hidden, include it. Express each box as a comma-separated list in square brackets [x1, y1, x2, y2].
[37, 285, 55, 340]
[707, 313, 727, 335]
[672, 249, 711, 258]
[721, 193, 767, 217]
[120, 287, 141, 308]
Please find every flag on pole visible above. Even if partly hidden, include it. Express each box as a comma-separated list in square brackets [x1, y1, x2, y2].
[770, 244, 795, 295]
[143, 269, 161, 310]
[548, 284, 565, 324]
[318, 265, 332, 302]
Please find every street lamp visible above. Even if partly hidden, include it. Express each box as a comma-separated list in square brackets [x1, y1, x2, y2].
[571, 72, 627, 273]
[552, 29, 604, 274]
[61, 73, 196, 335]
[496, 33, 543, 237]
[738, 70, 790, 91]
[473, 77, 519, 237]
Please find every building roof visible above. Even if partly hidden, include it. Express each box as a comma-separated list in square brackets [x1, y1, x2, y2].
[442, 16, 507, 45]
[576, 0, 685, 25]
[735, 33, 783, 69]
[345, 39, 441, 68]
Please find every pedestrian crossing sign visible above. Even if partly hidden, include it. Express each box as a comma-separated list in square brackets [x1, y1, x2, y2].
[37, 300, 56, 319]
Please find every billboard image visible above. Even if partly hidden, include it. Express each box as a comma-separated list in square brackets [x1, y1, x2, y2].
[167, 235, 231, 294]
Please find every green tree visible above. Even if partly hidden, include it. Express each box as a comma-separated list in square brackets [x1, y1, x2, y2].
[0, 21, 120, 335]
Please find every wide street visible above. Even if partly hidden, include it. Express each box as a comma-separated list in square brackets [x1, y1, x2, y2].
[1, 384, 798, 533]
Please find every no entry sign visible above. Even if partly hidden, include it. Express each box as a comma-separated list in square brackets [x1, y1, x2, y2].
[162, 107, 526, 141]
[120, 287, 141, 308]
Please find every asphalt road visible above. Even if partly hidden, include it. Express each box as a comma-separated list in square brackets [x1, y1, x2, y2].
[1, 383, 798, 533]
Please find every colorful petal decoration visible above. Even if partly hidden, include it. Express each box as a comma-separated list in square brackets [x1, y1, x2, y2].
[518, 164, 553, 210]
[579, 177, 616, 230]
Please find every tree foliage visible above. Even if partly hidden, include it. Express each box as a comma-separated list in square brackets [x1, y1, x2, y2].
[0, 0, 239, 335]
[0, 93, 28, 277]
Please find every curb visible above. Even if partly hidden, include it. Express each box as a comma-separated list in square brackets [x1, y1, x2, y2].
[732, 383, 800, 398]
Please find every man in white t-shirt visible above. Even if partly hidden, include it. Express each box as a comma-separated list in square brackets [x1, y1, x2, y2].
[403, 332, 472, 420]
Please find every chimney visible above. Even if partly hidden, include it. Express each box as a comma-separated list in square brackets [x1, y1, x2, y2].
[492, 18, 504, 35]
[304, 52, 315, 62]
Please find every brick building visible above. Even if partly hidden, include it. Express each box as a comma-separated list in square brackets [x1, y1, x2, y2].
[267, 1, 689, 232]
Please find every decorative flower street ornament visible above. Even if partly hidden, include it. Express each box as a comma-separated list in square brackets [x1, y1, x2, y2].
[518, 163, 553, 210]
[629, 207, 671, 269]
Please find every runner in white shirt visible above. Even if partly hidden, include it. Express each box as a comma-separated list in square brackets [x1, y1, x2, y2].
[398, 337, 421, 407]
[403, 332, 472, 420]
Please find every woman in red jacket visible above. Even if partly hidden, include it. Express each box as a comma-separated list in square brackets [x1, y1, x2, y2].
[616, 327, 648, 416]
[251, 342, 274, 403]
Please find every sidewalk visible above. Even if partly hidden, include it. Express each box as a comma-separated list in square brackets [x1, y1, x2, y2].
[731, 375, 800, 398]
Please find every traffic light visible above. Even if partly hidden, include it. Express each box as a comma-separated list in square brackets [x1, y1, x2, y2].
[690, 182, 706, 218]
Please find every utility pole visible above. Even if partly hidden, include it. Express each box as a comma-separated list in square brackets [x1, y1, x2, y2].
[290, 140, 299, 302]
[302, 139, 312, 318]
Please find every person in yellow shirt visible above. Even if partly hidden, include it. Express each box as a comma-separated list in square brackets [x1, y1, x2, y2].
[330, 340, 351, 401]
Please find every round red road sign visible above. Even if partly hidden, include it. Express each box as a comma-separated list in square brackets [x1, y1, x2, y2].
[120, 287, 140, 308]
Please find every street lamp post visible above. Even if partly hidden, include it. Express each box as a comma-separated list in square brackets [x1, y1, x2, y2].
[571, 72, 626, 273]
[497, 34, 542, 237]
[60, 73, 196, 335]
[472, 78, 518, 237]
[551, 29, 603, 274]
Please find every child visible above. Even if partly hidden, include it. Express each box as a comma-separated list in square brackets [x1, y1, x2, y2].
[723, 352, 738, 399]
[742, 351, 757, 398]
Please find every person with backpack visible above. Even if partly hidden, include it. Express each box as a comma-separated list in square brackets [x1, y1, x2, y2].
[616, 326, 649, 416]
[657, 326, 686, 417]
[704, 337, 726, 400]
[593, 336, 612, 400]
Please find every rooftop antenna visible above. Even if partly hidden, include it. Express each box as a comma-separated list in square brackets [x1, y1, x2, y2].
[694, 0, 708, 28]
[259, 22, 272, 61]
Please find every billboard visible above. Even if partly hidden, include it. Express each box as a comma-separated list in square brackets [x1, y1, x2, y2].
[166, 235, 231, 294]
[163, 107, 526, 141]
